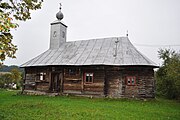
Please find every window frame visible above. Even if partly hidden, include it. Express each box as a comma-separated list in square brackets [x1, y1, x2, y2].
[38, 72, 46, 81]
[126, 76, 136, 86]
[68, 68, 79, 76]
[84, 73, 94, 84]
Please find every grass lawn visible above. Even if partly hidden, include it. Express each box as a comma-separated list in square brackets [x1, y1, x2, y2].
[0, 90, 180, 120]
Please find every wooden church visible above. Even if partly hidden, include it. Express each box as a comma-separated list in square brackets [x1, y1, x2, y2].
[21, 5, 158, 98]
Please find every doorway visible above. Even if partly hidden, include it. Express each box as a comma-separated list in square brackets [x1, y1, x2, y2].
[51, 72, 62, 93]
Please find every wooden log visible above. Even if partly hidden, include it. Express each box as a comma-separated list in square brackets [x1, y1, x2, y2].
[84, 83, 104, 87]
[84, 87, 103, 92]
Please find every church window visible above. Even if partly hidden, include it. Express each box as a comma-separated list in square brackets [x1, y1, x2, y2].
[84, 73, 93, 83]
[126, 76, 136, 86]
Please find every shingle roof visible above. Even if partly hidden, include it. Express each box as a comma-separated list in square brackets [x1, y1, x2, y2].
[21, 37, 157, 67]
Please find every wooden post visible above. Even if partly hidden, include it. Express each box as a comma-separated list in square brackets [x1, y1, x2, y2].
[48, 68, 52, 91]
[81, 68, 84, 93]
[60, 71, 63, 94]
[61, 67, 64, 93]
[21, 68, 26, 94]
[104, 68, 108, 97]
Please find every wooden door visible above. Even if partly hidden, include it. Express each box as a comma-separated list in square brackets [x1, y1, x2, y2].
[51, 72, 62, 93]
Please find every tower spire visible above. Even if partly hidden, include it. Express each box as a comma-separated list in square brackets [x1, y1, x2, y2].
[50, 3, 67, 49]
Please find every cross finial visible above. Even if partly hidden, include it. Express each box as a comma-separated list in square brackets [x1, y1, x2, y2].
[59, 3, 62, 10]
[126, 30, 128, 37]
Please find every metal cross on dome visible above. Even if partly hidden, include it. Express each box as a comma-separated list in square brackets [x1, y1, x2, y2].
[59, 3, 62, 10]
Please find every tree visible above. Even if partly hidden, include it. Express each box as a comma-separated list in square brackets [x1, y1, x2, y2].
[156, 49, 180, 99]
[0, 72, 12, 88]
[0, 68, 22, 89]
[10, 68, 22, 84]
[0, 0, 43, 65]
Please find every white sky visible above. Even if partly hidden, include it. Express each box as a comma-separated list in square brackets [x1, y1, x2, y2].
[4, 0, 180, 66]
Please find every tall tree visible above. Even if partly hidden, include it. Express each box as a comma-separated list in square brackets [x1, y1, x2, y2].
[0, 0, 43, 65]
[156, 49, 180, 99]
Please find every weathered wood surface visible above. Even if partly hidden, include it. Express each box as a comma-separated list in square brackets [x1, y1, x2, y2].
[63, 67, 82, 91]
[36, 82, 49, 91]
[122, 68, 155, 98]
[82, 68, 105, 95]
[23, 66, 155, 98]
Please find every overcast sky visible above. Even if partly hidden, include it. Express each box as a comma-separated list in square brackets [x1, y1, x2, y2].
[4, 0, 180, 66]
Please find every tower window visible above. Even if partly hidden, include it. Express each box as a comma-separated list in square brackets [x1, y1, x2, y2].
[53, 31, 57, 37]
[62, 31, 65, 38]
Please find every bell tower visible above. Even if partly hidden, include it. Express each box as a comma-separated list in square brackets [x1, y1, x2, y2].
[50, 4, 67, 49]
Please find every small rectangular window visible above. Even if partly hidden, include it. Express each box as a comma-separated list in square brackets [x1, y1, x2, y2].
[126, 76, 136, 86]
[39, 72, 46, 81]
[84, 73, 93, 83]
[68, 68, 79, 75]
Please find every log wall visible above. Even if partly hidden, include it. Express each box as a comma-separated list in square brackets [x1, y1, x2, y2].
[24, 67, 50, 91]
[63, 67, 82, 94]
[106, 69, 122, 97]
[104, 66, 155, 98]
[23, 66, 155, 98]
[82, 68, 105, 96]
[121, 67, 155, 98]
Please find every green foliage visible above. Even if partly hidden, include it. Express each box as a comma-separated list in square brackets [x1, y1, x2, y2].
[156, 49, 180, 99]
[10, 68, 22, 83]
[0, 68, 22, 88]
[0, 65, 24, 72]
[0, 72, 12, 88]
[0, 0, 43, 65]
[0, 90, 180, 120]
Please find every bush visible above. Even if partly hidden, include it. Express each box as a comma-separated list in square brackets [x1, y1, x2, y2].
[0, 73, 12, 88]
[156, 49, 180, 99]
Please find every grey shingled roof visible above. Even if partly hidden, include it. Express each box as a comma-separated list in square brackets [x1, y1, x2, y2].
[21, 37, 157, 67]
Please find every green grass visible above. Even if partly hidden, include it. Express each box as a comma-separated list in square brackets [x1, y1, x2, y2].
[0, 90, 180, 120]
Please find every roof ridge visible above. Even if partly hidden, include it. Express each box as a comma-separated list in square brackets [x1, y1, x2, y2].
[66, 36, 127, 43]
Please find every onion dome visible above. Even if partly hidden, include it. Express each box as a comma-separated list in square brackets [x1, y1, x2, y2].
[56, 3, 64, 20]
